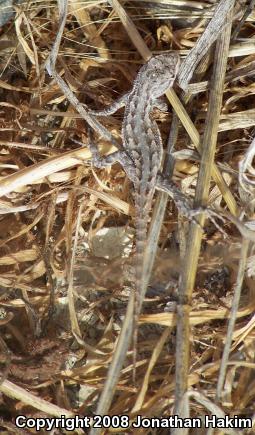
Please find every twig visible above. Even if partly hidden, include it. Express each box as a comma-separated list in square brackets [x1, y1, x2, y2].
[231, 0, 255, 40]
[216, 238, 250, 401]
[174, 3, 235, 418]
[174, 390, 243, 435]
[177, 0, 239, 89]
[45, 0, 120, 148]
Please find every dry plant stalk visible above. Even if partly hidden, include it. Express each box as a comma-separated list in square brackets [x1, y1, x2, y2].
[174, 3, 235, 416]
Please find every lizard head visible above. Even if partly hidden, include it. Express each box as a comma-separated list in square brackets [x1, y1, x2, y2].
[137, 53, 180, 97]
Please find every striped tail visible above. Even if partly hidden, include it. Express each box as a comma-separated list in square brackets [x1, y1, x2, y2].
[132, 203, 150, 381]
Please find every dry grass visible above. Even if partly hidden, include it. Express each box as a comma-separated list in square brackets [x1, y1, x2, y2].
[0, 0, 255, 434]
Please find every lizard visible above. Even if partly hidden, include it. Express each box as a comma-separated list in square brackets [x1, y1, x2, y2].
[83, 53, 181, 374]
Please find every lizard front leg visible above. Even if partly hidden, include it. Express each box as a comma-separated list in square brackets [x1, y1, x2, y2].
[88, 93, 129, 117]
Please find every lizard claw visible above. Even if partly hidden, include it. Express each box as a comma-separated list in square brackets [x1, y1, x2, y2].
[153, 97, 168, 112]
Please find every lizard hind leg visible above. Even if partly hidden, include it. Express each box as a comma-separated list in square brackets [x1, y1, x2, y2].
[72, 137, 128, 169]
[156, 176, 228, 236]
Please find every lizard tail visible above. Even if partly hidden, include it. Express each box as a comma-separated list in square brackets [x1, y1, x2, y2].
[133, 205, 150, 381]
